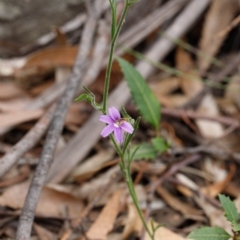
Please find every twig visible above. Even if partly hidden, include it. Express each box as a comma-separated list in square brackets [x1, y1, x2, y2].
[0, 105, 55, 178]
[16, 2, 99, 239]
[47, 0, 211, 184]
[116, 0, 189, 55]
[216, 15, 240, 38]
[161, 108, 240, 127]
[0, 10, 109, 179]
[183, 50, 240, 109]
[169, 145, 240, 161]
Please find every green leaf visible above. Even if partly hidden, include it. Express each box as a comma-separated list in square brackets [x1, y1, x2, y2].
[130, 143, 158, 161]
[75, 87, 102, 111]
[151, 137, 169, 153]
[75, 93, 91, 102]
[233, 222, 240, 232]
[188, 227, 231, 240]
[117, 58, 160, 130]
[218, 194, 239, 227]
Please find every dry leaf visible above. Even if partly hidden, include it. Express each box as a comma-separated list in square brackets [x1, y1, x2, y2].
[0, 109, 43, 128]
[74, 165, 119, 200]
[145, 223, 186, 240]
[198, 0, 239, 72]
[122, 204, 186, 240]
[150, 77, 180, 95]
[0, 98, 31, 112]
[156, 186, 202, 217]
[193, 194, 232, 234]
[155, 94, 189, 108]
[176, 47, 203, 98]
[0, 82, 25, 99]
[196, 93, 224, 138]
[122, 204, 143, 239]
[201, 163, 236, 198]
[71, 149, 115, 183]
[0, 181, 84, 218]
[24, 46, 78, 68]
[34, 223, 57, 240]
[86, 190, 123, 240]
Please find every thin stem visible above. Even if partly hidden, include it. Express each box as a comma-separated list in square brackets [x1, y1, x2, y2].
[120, 157, 154, 240]
[110, 134, 123, 158]
[102, 0, 130, 113]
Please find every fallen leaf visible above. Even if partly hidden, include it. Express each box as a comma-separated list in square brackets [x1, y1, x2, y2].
[176, 47, 203, 98]
[24, 46, 78, 68]
[0, 98, 31, 112]
[145, 223, 186, 240]
[0, 109, 43, 128]
[150, 77, 180, 96]
[156, 186, 202, 218]
[202, 164, 236, 198]
[122, 204, 142, 239]
[0, 82, 25, 99]
[34, 223, 57, 240]
[86, 189, 123, 240]
[0, 181, 84, 218]
[196, 93, 224, 138]
[122, 204, 186, 240]
[71, 149, 115, 183]
[198, 0, 239, 72]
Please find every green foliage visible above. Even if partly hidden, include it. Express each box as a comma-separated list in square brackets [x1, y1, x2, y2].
[75, 86, 102, 111]
[130, 137, 169, 161]
[130, 143, 157, 160]
[151, 137, 169, 153]
[188, 227, 231, 240]
[219, 194, 240, 231]
[188, 194, 240, 240]
[117, 57, 160, 130]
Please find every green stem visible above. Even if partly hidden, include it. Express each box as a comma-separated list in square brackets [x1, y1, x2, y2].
[102, 0, 130, 113]
[120, 157, 154, 240]
[110, 134, 123, 158]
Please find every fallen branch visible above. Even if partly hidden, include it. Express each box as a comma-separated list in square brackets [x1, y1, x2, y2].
[0, 105, 55, 178]
[16, 1, 99, 239]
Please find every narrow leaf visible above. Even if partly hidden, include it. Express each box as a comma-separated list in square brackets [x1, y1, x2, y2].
[130, 143, 158, 161]
[151, 137, 169, 153]
[188, 227, 231, 240]
[75, 94, 91, 102]
[117, 58, 160, 130]
[219, 194, 239, 225]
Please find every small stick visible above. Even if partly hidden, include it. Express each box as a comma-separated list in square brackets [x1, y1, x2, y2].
[161, 108, 239, 127]
[216, 15, 240, 38]
[0, 105, 55, 178]
[16, 1, 99, 239]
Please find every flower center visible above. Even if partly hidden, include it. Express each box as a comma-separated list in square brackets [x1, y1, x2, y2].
[113, 118, 125, 128]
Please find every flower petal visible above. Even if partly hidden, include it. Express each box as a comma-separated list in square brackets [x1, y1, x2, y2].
[99, 115, 114, 124]
[120, 121, 134, 134]
[114, 128, 123, 143]
[108, 107, 120, 121]
[101, 124, 115, 137]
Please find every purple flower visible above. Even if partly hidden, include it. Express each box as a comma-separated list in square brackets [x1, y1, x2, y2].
[99, 107, 134, 143]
